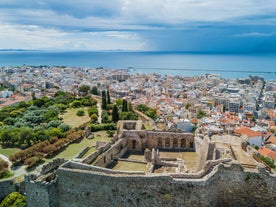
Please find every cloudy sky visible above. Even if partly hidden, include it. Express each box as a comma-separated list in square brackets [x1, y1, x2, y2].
[0, 0, 276, 52]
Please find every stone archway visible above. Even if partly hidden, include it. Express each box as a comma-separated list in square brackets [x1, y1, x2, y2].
[165, 138, 170, 148]
[181, 139, 186, 148]
[132, 140, 137, 149]
[157, 138, 162, 148]
[173, 138, 178, 148]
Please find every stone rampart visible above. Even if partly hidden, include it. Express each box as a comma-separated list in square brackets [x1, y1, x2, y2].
[55, 161, 276, 207]
[0, 178, 16, 201]
[25, 174, 58, 207]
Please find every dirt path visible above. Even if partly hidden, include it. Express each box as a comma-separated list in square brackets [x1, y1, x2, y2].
[0, 154, 12, 168]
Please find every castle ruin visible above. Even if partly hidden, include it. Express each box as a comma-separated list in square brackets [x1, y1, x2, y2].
[25, 121, 276, 207]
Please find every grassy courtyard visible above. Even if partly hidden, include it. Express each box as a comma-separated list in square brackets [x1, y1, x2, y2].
[60, 107, 91, 128]
[48, 131, 111, 160]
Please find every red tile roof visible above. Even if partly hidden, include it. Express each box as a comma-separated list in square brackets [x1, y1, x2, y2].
[235, 127, 262, 138]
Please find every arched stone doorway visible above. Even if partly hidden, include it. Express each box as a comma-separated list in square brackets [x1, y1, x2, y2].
[157, 138, 162, 148]
[132, 140, 137, 149]
[165, 138, 170, 148]
[181, 139, 186, 148]
[173, 138, 178, 148]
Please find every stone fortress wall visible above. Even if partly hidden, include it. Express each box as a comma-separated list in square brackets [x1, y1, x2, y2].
[55, 161, 276, 207]
[24, 121, 276, 207]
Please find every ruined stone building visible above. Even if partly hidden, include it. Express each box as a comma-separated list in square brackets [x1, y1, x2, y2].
[25, 121, 276, 207]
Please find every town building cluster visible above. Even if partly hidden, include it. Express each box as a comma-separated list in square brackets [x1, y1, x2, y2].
[0, 65, 276, 164]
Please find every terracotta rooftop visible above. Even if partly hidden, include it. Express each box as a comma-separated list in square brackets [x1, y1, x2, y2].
[258, 147, 276, 161]
[235, 127, 262, 138]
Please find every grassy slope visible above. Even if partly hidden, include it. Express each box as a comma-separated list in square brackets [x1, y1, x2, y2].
[60, 107, 91, 128]
[0, 146, 21, 157]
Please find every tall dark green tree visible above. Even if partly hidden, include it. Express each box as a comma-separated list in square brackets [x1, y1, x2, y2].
[122, 99, 128, 112]
[101, 90, 107, 110]
[91, 86, 98, 95]
[107, 90, 111, 104]
[112, 105, 119, 122]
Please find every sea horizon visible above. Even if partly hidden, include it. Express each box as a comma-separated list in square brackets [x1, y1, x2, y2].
[0, 50, 276, 80]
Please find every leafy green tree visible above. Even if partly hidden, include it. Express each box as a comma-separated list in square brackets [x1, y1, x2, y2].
[78, 85, 91, 95]
[120, 112, 138, 120]
[49, 128, 66, 138]
[0, 192, 26, 207]
[90, 114, 98, 124]
[76, 110, 85, 116]
[3, 117, 16, 125]
[91, 86, 98, 95]
[145, 108, 158, 120]
[20, 128, 35, 146]
[101, 110, 110, 123]
[88, 106, 98, 117]
[116, 99, 123, 106]
[32, 98, 45, 108]
[70, 100, 82, 108]
[136, 104, 149, 113]
[185, 103, 191, 109]
[112, 105, 119, 122]
[196, 110, 207, 119]
[58, 123, 71, 132]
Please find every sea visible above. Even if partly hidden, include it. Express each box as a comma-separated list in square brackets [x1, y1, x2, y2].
[0, 51, 276, 80]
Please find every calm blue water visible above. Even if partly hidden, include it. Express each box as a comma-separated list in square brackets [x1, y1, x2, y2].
[0, 51, 276, 80]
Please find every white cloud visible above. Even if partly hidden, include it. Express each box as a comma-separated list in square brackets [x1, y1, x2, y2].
[235, 32, 275, 37]
[0, 23, 147, 50]
[1, 1, 276, 50]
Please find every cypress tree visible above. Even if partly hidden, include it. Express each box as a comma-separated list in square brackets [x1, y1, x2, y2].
[107, 90, 111, 104]
[112, 105, 119, 122]
[122, 99, 128, 112]
[101, 90, 107, 110]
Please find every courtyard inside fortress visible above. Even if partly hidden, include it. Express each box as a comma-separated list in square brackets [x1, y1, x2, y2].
[86, 120, 258, 175]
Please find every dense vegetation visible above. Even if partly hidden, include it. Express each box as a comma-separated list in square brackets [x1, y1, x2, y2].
[136, 104, 158, 120]
[0, 91, 100, 167]
[0, 92, 98, 147]
[0, 192, 26, 207]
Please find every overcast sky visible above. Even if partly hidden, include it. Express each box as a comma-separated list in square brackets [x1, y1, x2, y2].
[0, 0, 276, 52]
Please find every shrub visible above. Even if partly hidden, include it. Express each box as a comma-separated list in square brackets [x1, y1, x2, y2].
[0, 192, 26, 207]
[0, 160, 8, 170]
[76, 110, 85, 116]
[89, 123, 116, 132]
[0, 168, 8, 179]
[106, 130, 115, 137]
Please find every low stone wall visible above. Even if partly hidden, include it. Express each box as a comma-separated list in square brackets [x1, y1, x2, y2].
[75, 146, 91, 159]
[82, 149, 102, 164]
[41, 158, 66, 175]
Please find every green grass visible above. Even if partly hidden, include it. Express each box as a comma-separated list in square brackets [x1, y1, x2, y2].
[49, 131, 111, 160]
[112, 161, 147, 172]
[0, 145, 21, 157]
[60, 107, 91, 128]
[82, 147, 96, 158]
